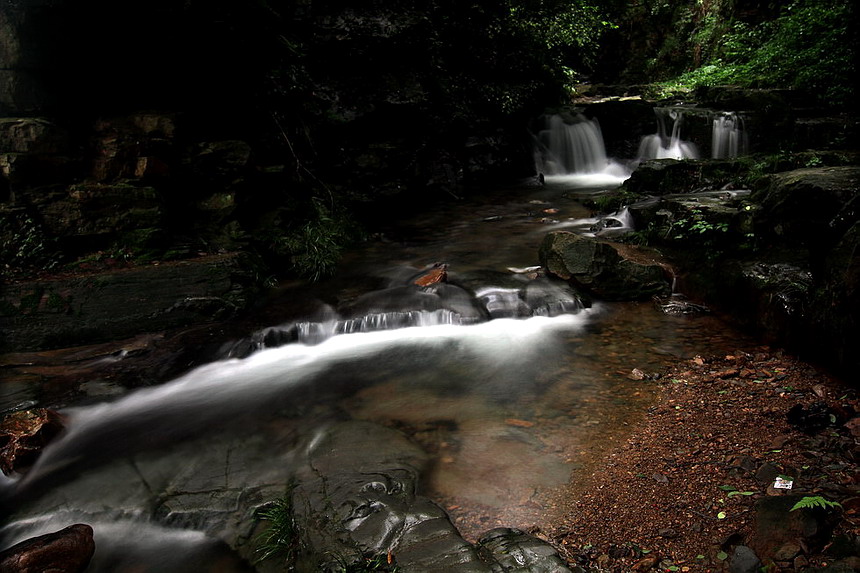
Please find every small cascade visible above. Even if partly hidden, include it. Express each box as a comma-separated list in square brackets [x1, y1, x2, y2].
[220, 274, 590, 359]
[711, 112, 748, 159]
[532, 113, 631, 186]
[545, 206, 634, 238]
[637, 108, 699, 161]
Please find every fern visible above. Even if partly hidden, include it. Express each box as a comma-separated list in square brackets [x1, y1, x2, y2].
[789, 496, 842, 512]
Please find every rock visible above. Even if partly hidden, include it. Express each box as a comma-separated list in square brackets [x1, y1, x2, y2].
[773, 542, 801, 560]
[0, 118, 69, 155]
[728, 545, 760, 573]
[754, 462, 782, 486]
[32, 183, 164, 253]
[0, 252, 263, 352]
[0, 523, 95, 573]
[539, 231, 671, 300]
[90, 114, 176, 182]
[751, 495, 833, 560]
[288, 420, 490, 572]
[476, 527, 571, 572]
[752, 166, 860, 254]
[188, 140, 252, 181]
[0, 408, 65, 475]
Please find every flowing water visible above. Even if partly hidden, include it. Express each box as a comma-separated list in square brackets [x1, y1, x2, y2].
[712, 112, 748, 159]
[637, 107, 700, 161]
[1, 130, 759, 571]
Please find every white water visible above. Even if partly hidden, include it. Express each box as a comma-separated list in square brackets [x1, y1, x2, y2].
[533, 113, 631, 186]
[5, 315, 591, 497]
[637, 108, 699, 161]
[712, 112, 748, 159]
[543, 206, 634, 238]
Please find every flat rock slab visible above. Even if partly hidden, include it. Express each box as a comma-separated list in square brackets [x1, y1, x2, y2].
[0, 252, 261, 352]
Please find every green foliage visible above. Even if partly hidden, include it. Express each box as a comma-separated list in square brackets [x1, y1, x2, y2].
[789, 495, 843, 512]
[271, 198, 363, 282]
[255, 498, 300, 564]
[658, 0, 855, 107]
[0, 213, 61, 276]
[665, 209, 729, 241]
[255, 495, 397, 572]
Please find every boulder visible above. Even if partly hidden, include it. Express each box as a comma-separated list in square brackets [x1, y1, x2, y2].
[0, 408, 65, 475]
[0, 523, 95, 573]
[752, 166, 860, 257]
[539, 231, 671, 300]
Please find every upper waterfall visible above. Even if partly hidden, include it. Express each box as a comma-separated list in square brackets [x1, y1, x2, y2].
[637, 107, 699, 161]
[532, 113, 631, 186]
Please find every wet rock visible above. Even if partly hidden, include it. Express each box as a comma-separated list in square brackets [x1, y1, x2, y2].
[0, 408, 65, 475]
[522, 277, 590, 316]
[728, 545, 760, 573]
[476, 527, 571, 572]
[0, 523, 95, 573]
[0, 252, 263, 352]
[539, 231, 671, 300]
[653, 293, 709, 315]
[288, 420, 490, 572]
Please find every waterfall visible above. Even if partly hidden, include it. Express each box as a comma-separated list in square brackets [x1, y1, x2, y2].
[532, 113, 631, 186]
[637, 108, 699, 161]
[711, 112, 748, 159]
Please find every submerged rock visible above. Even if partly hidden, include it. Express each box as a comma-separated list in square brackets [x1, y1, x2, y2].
[477, 527, 571, 572]
[287, 420, 489, 572]
[284, 421, 574, 572]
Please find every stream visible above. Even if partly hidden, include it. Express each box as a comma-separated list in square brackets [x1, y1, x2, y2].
[0, 118, 760, 571]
